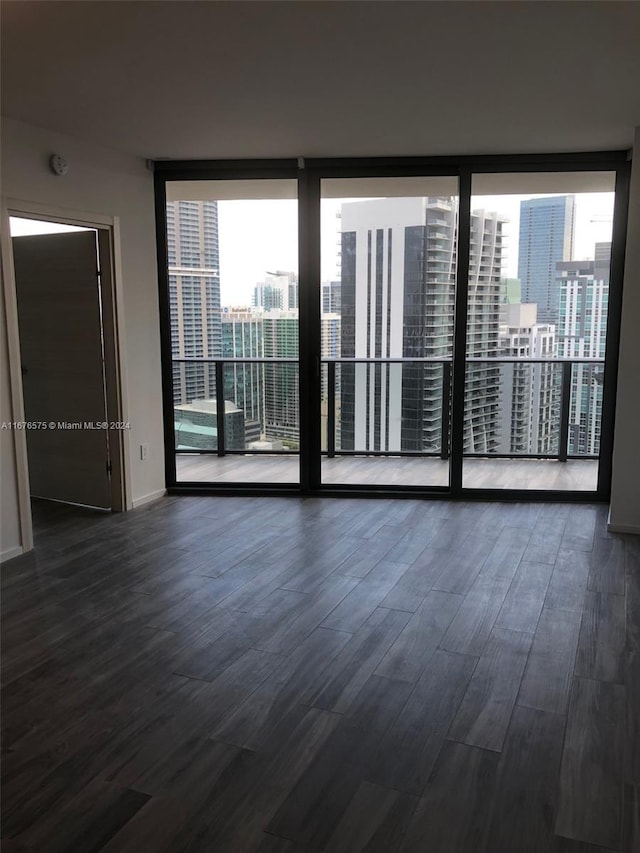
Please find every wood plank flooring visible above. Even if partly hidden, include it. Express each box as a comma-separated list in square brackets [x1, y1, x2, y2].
[1, 495, 637, 852]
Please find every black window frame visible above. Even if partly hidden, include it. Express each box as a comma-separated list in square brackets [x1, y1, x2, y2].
[154, 151, 630, 502]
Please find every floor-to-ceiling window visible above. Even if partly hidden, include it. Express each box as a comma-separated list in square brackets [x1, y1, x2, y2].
[155, 154, 629, 500]
[461, 172, 617, 493]
[159, 176, 300, 486]
[319, 176, 459, 490]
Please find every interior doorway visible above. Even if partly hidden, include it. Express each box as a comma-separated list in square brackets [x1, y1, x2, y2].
[8, 214, 126, 521]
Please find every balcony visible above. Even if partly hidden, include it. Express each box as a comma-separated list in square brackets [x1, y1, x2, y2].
[172, 356, 603, 492]
[176, 454, 596, 490]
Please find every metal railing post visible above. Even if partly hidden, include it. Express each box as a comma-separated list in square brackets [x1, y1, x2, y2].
[215, 360, 226, 457]
[558, 361, 572, 463]
[327, 360, 336, 459]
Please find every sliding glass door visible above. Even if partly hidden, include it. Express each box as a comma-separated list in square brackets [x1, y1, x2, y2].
[156, 154, 628, 499]
[319, 176, 458, 489]
[461, 171, 617, 494]
[162, 177, 300, 486]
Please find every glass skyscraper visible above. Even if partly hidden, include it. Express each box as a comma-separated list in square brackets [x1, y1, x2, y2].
[518, 195, 575, 326]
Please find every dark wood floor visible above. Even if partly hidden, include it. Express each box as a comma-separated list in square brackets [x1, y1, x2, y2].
[1, 496, 638, 852]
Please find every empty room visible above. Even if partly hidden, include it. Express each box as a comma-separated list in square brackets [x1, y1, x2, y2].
[1, 2, 639, 851]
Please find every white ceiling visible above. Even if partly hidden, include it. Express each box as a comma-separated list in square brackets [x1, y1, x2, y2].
[2, 1, 640, 161]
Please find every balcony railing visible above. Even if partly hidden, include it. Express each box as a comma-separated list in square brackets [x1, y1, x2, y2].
[171, 356, 604, 464]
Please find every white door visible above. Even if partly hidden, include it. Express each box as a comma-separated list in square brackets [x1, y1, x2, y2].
[13, 231, 111, 509]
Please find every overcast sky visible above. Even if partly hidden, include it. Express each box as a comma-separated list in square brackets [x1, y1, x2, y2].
[216, 192, 614, 305]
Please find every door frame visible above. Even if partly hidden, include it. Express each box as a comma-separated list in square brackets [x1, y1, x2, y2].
[1, 199, 131, 553]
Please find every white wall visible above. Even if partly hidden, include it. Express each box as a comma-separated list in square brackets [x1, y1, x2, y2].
[0, 260, 23, 560]
[1, 117, 165, 557]
[610, 127, 640, 534]
[1, 117, 636, 553]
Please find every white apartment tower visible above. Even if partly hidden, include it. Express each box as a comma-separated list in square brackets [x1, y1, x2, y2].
[557, 242, 611, 455]
[498, 303, 557, 454]
[166, 199, 221, 404]
[339, 197, 504, 455]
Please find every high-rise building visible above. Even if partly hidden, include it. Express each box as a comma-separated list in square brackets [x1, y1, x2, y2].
[166, 199, 221, 404]
[321, 314, 341, 361]
[498, 303, 557, 454]
[221, 308, 264, 437]
[339, 197, 503, 455]
[262, 309, 299, 445]
[252, 282, 283, 311]
[219, 306, 301, 446]
[321, 313, 341, 447]
[557, 242, 610, 454]
[277, 272, 299, 311]
[322, 280, 341, 314]
[253, 271, 298, 311]
[464, 207, 505, 453]
[518, 195, 575, 326]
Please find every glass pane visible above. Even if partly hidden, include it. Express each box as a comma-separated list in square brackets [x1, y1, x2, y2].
[167, 180, 299, 484]
[321, 178, 458, 488]
[462, 172, 614, 491]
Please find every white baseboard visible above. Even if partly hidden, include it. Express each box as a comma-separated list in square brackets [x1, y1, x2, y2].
[607, 521, 640, 535]
[131, 488, 167, 509]
[607, 508, 640, 535]
[1, 544, 24, 563]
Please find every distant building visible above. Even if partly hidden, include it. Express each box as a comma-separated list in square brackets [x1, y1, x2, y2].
[321, 313, 341, 361]
[277, 272, 299, 311]
[557, 242, 610, 454]
[252, 282, 283, 311]
[322, 280, 341, 314]
[221, 308, 264, 431]
[339, 196, 503, 455]
[254, 271, 298, 311]
[321, 313, 341, 447]
[166, 199, 221, 403]
[498, 303, 557, 454]
[262, 309, 299, 444]
[518, 195, 575, 326]
[174, 399, 245, 451]
[219, 306, 300, 446]
[465, 207, 506, 454]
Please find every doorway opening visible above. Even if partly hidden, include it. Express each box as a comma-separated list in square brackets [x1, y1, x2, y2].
[8, 213, 126, 543]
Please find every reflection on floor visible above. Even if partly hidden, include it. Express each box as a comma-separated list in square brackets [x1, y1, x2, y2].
[176, 454, 599, 491]
[2, 497, 634, 850]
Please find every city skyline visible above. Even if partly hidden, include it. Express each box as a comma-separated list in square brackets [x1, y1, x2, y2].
[11, 194, 606, 462]
[162, 188, 613, 461]
[212, 192, 613, 306]
[9, 194, 615, 309]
